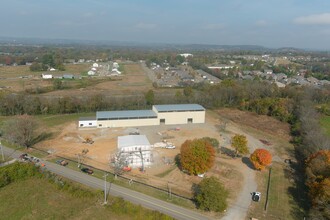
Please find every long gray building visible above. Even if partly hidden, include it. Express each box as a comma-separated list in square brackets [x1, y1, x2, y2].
[79, 104, 205, 128]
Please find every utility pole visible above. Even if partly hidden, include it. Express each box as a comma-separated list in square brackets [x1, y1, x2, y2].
[0, 141, 5, 161]
[103, 172, 108, 204]
[168, 181, 172, 200]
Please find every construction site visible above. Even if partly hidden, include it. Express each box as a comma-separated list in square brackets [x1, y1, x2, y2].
[37, 108, 290, 202]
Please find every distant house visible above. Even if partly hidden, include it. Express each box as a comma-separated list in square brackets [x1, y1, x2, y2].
[264, 69, 273, 75]
[92, 63, 99, 68]
[49, 68, 56, 71]
[275, 73, 287, 82]
[41, 73, 53, 79]
[274, 81, 286, 88]
[179, 53, 193, 58]
[62, 74, 74, 79]
[113, 62, 119, 69]
[208, 65, 234, 70]
[306, 77, 319, 85]
[88, 70, 95, 76]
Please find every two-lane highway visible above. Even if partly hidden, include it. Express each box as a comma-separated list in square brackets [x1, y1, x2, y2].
[1, 146, 211, 220]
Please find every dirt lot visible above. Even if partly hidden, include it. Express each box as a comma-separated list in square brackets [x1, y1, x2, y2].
[38, 108, 292, 202]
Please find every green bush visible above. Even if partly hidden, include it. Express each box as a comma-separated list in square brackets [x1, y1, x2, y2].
[0, 162, 41, 188]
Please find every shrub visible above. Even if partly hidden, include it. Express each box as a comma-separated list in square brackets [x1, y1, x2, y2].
[250, 148, 272, 170]
[194, 176, 228, 212]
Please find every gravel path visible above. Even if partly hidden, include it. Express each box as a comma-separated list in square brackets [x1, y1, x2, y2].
[221, 122, 262, 220]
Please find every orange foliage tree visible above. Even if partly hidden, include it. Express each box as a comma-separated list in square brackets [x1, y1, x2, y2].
[180, 139, 215, 175]
[250, 148, 272, 170]
[305, 150, 330, 216]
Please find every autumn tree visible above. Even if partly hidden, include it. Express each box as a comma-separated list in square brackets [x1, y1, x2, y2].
[194, 176, 228, 212]
[180, 139, 215, 175]
[231, 134, 249, 157]
[250, 149, 272, 170]
[305, 150, 330, 219]
[3, 115, 40, 148]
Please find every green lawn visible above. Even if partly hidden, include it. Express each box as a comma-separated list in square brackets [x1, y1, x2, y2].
[320, 115, 330, 136]
[0, 176, 172, 220]
[247, 162, 306, 220]
[37, 113, 94, 127]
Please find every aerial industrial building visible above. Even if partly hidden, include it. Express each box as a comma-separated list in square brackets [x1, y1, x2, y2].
[78, 104, 205, 128]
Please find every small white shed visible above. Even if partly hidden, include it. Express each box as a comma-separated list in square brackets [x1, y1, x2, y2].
[78, 117, 97, 128]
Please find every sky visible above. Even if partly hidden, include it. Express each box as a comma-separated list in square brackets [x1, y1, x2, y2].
[1, 0, 330, 49]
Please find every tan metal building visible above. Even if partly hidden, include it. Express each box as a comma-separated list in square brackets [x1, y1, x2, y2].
[79, 104, 205, 128]
[153, 104, 205, 125]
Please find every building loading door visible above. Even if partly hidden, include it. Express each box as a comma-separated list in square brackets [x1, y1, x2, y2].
[160, 119, 165, 124]
[188, 118, 193, 123]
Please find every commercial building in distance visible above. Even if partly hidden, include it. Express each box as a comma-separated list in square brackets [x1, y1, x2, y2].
[78, 104, 205, 128]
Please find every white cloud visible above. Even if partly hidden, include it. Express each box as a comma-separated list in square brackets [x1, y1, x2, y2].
[203, 23, 225, 30]
[255, 20, 267, 27]
[294, 13, 330, 25]
[135, 23, 157, 29]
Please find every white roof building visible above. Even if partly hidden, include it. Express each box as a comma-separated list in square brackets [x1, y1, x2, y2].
[88, 70, 95, 76]
[117, 135, 152, 168]
[113, 62, 119, 69]
[93, 63, 99, 68]
[41, 73, 53, 79]
[179, 53, 193, 58]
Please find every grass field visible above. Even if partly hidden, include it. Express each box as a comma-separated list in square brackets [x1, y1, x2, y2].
[0, 63, 89, 77]
[247, 162, 306, 220]
[37, 112, 94, 127]
[320, 115, 330, 136]
[0, 176, 172, 220]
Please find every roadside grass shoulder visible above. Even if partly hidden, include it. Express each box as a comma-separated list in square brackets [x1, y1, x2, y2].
[247, 162, 306, 220]
[155, 166, 176, 178]
[0, 165, 173, 220]
[320, 115, 330, 136]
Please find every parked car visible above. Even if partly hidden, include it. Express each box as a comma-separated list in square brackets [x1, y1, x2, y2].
[19, 153, 28, 161]
[81, 167, 93, 175]
[56, 160, 68, 166]
[252, 192, 261, 202]
[30, 156, 40, 163]
[165, 144, 176, 149]
[19, 153, 27, 159]
[197, 173, 206, 178]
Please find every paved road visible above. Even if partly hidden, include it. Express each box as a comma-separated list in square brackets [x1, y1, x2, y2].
[2, 146, 211, 220]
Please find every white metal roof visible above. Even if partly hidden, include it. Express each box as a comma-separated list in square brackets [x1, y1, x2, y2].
[118, 135, 150, 149]
[153, 104, 205, 112]
[97, 110, 157, 120]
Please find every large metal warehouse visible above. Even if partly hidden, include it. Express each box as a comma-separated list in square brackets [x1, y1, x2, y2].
[96, 110, 158, 128]
[78, 104, 205, 128]
[153, 104, 205, 125]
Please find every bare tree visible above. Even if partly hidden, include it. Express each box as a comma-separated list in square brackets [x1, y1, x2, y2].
[77, 148, 89, 168]
[3, 115, 39, 148]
